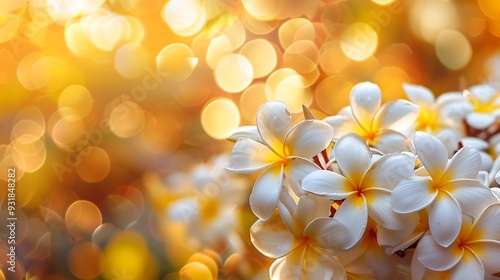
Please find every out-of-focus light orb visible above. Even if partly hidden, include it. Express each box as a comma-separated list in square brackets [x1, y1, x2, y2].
[240, 83, 267, 123]
[58, 85, 93, 119]
[0, 14, 21, 43]
[17, 52, 49, 90]
[90, 14, 124, 51]
[46, 0, 105, 22]
[162, 0, 206, 37]
[222, 19, 246, 50]
[435, 30, 472, 70]
[320, 41, 350, 75]
[240, 39, 278, 77]
[201, 98, 240, 139]
[478, 0, 500, 20]
[371, 0, 395, 5]
[156, 43, 198, 81]
[68, 242, 103, 279]
[51, 115, 85, 149]
[12, 137, 46, 173]
[241, 9, 278, 35]
[65, 23, 94, 57]
[65, 200, 103, 239]
[410, 0, 459, 44]
[11, 120, 45, 142]
[180, 262, 213, 280]
[109, 101, 145, 138]
[114, 43, 150, 78]
[215, 54, 254, 93]
[373, 66, 410, 101]
[265, 68, 298, 100]
[315, 76, 352, 114]
[206, 34, 233, 69]
[242, 0, 285, 21]
[279, 18, 315, 50]
[340, 23, 378, 61]
[75, 147, 110, 183]
[275, 74, 313, 113]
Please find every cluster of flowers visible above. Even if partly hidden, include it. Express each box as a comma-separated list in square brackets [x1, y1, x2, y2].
[227, 82, 500, 279]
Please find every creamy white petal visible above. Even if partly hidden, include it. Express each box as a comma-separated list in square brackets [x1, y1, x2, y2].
[479, 151, 493, 172]
[257, 101, 292, 156]
[442, 146, 481, 182]
[410, 251, 426, 280]
[378, 220, 422, 252]
[403, 83, 435, 106]
[269, 245, 305, 280]
[362, 153, 415, 190]
[428, 191, 462, 247]
[372, 129, 413, 154]
[416, 231, 463, 271]
[278, 199, 299, 237]
[334, 133, 372, 185]
[226, 125, 262, 143]
[283, 120, 333, 158]
[250, 212, 297, 258]
[468, 84, 497, 103]
[469, 203, 500, 241]
[249, 165, 284, 220]
[365, 188, 408, 230]
[304, 248, 335, 280]
[350, 82, 381, 131]
[364, 242, 399, 280]
[334, 195, 368, 249]
[302, 170, 356, 199]
[461, 137, 489, 151]
[391, 177, 436, 214]
[293, 195, 331, 232]
[304, 217, 351, 249]
[444, 179, 496, 218]
[284, 157, 320, 196]
[323, 114, 365, 140]
[449, 250, 484, 280]
[466, 113, 495, 130]
[373, 100, 419, 131]
[227, 138, 283, 174]
[467, 241, 500, 275]
[414, 131, 449, 182]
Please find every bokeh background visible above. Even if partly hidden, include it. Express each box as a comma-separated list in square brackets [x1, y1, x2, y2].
[1, 0, 500, 279]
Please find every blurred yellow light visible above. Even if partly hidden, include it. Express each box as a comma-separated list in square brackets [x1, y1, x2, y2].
[242, 0, 286, 21]
[65, 200, 103, 239]
[478, 0, 500, 20]
[68, 242, 103, 279]
[275, 74, 313, 113]
[279, 18, 315, 50]
[206, 34, 233, 69]
[201, 98, 240, 139]
[157, 43, 198, 81]
[75, 147, 110, 183]
[215, 54, 254, 93]
[162, 0, 206, 37]
[341, 23, 378, 61]
[314, 76, 352, 114]
[58, 85, 93, 119]
[51, 115, 85, 149]
[114, 43, 150, 78]
[410, 0, 459, 44]
[109, 101, 145, 138]
[371, 0, 395, 5]
[240, 83, 268, 123]
[435, 30, 472, 70]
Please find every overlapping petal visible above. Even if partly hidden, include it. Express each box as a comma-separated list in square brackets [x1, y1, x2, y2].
[391, 176, 436, 214]
[414, 131, 449, 181]
[444, 179, 496, 218]
[302, 170, 356, 199]
[250, 212, 298, 258]
[226, 125, 262, 143]
[365, 188, 408, 230]
[442, 146, 481, 182]
[269, 244, 306, 280]
[284, 157, 320, 196]
[350, 82, 381, 131]
[428, 191, 462, 247]
[467, 241, 500, 275]
[362, 153, 415, 190]
[468, 203, 500, 241]
[416, 232, 463, 271]
[403, 83, 435, 107]
[466, 113, 496, 130]
[334, 195, 368, 249]
[257, 102, 292, 156]
[323, 114, 365, 139]
[373, 100, 419, 131]
[304, 217, 351, 249]
[449, 250, 484, 280]
[283, 120, 333, 158]
[249, 165, 284, 220]
[227, 138, 283, 174]
[335, 133, 371, 185]
[372, 129, 413, 153]
[293, 196, 331, 232]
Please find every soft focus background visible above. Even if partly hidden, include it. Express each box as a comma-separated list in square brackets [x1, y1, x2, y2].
[1, 0, 500, 279]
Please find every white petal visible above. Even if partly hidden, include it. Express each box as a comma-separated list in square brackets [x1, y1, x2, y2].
[334, 195, 368, 249]
[249, 165, 284, 220]
[278, 199, 299, 236]
[365, 188, 408, 230]
[284, 157, 320, 196]
[449, 250, 484, 280]
[442, 146, 481, 182]
[479, 151, 493, 172]
[364, 242, 399, 280]
[466, 113, 495, 130]
[269, 245, 305, 280]
[414, 131, 449, 182]
[403, 83, 435, 106]
[226, 125, 262, 143]
[469, 203, 500, 241]
[372, 129, 413, 154]
[257, 101, 291, 156]
[283, 120, 333, 158]
[373, 100, 419, 131]
[350, 82, 381, 131]
[410, 251, 426, 280]
[323, 114, 365, 140]
[416, 231, 463, 271]
[468, 84, 497, 103]
[294, 195, 331, 232]
[428, 191, 462, 247]
[444, 179, 497, 218]
[362, 153, 415, 190]
[391, 177, 437, 214]
[302, 170, 356, 199]
[250, 212, 297, 258]
[467, 241, 500, 275]
[227, 138, 283, 174]
[461, 137, 489, 151]
[304, 217, 351, 249]
[334, 133, 371, 185]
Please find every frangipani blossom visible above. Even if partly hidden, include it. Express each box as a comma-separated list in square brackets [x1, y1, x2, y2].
[464, 84, 500, 129]
[227, 101, 333, 220]
[413, 203, 500, 280]
[391, 131, 497, 247]
[303, 133, 417, 248]
[251, 194, 350, 280]
[324, 82, 419, 153]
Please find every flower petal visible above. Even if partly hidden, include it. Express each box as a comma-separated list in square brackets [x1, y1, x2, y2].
[350, 82, 381, 131]
[372, 129, 413, 154]
[391, 176, 437, 214]
[466, 113, 495, 130]
[304, 217, 351, 249]
[334, 133, 372, 185]
[294, 195, 331, 232]
[449, 250, 484, 280]
[428, 191, 462, 247]
[227, 138, 283, 174]
[467, 241, 500, 275]
[403, 83, 435, 106]
[323, 114, 365, 140]
[373, 99, 419, 131]
[269, 244, 306, 280]
[468, 203, 500, 241]
[365, 188, 413, 230]
[362, 153, 415, 191]
[226, 125, 263, 143]
[249, 165, 284, 220]
[257, 101, 292, 156]
[302, 170, 356, 199]
[283, 157, 320, 196]
[416, 231, 463, 271]
[414, 131, 449, 182]
[334, 195, 368, 249]
[250, 212, 297, 258]
[444, 179, 497, 218]
[442, 146, 481, 182]
[364, 242, 399, 280]
[467, 84, 497, 104]
[283, 120, 333, 158]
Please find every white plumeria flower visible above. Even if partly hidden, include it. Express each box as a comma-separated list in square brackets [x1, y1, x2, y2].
[227, 101, 333, 220]
[302, 133, 418, 248]
[324, 82, 419, 153]
[391, 131, 498, 247]
[413, 203, 500, 280]
[251, 194, 350, 280]
[464, 84, 500, 129]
